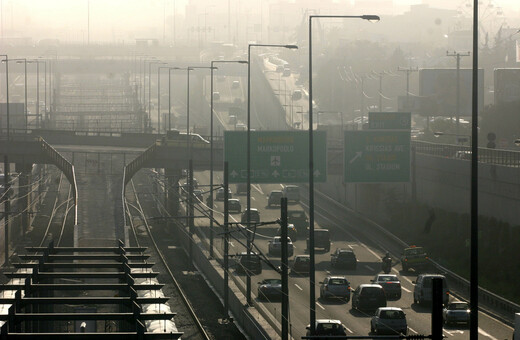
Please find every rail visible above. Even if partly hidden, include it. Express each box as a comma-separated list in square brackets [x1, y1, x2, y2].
[39, 137, 78, 225]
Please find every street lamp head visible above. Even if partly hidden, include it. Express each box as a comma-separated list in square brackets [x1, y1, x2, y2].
[514, 139, 520, 147]
[361, 15, 380, 22]
[284, 44, 298, 49]
[433, 131, 444, 138]
[237, 60, 248, 64]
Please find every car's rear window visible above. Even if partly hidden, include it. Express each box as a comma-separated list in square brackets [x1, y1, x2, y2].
[361, 287, 384, 296]
[422, 277, 447, 288]
[378, 275, 398, 282]
[289, 212, 305, 218]
[380, 310, 405, 319]
[338, 252, 354, 258]
[296, 257, 310, 263]
[449, 303, 469, 310]
[329, 279, 348, 285]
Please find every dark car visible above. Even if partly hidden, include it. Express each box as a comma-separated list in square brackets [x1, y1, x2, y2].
[351, 284, 387, 312]
[216, 187, 232, 201]
[287, 210, 308, 232]
[401, 245, 428, 272]
[331, 248, 357, 270]
[267, 190, 283, 207]
[227, 198, 241, 213]
[257, 279, 282, 301]
[276, 223, 298, 241]
[307, 229, 330, 252]
[235, 252, 262, 275]
[291, 255, 310, 275]
[241, 208, 260, 224]
[306, 319, 347, 339]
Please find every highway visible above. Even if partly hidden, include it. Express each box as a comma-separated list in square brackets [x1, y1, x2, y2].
[188, 171, 513, 340]
[176, 54, 515, 339]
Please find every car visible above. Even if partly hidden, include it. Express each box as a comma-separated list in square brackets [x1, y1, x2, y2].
[276, 223, 298, 241]
[267, 190, 283, 207]
[282, 185, 300, 202]
[413, 274, 449, 305]
[371, 307, 408, 335]
[307, 229, 330, 252]
[319, 276, 351, 301]
[287, 210, 308, 232]
[192, 189, 203, 202]
[306, 319, 347, 339]
[268, 236, 294, 257]
[257, 278, 282, 301]
[212, 91, 220, 101]
[371, 274, 402, 299]
[291, 255, 310, 275]
[232, 80, 240, 88]
[443, 301, 470, 326]
[235, 183, 247, 194]
[351, 284, 387, 312]
[228, 115, 237, 125]
[282, 67, 291, 77]
[241, 208, 260, 224]
[215, 187, 232, 201]
[292, 89, 302, 101]
[330, 248, 357, 270]
[275, 64, 285, 73]
[400, 245, 428, 272]
[235, 252, 262, 275]
[227, 198, 241, 213]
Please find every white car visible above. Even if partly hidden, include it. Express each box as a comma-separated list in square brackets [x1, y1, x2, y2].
[268, 236, 294, 257]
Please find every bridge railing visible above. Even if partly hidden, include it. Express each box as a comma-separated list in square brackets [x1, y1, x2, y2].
[39, 138, 78, 225]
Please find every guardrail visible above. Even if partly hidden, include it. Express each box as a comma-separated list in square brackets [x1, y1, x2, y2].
[39, 137, 78, 225]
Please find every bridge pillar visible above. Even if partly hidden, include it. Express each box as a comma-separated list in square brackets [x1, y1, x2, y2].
[15, 163, 33, 237]
[165, 168, 182, 224]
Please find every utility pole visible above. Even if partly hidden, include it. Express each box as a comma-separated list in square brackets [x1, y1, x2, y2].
[373, 71, 388, 112]
[397, 66, 418, 109]
[447, 51, 470, 135]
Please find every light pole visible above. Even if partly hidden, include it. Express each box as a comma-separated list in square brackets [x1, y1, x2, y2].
[166, 67, 183, 131]
[447, 51, 470, 135]
[38, 58, 47, 126]
[1, 55, 9, 137]
[28, 60, 44, 128]
[5, 58, 28, 130]
[148, 61, 165, 132]
[157, 64, 172, 134]
[470, 1, 479, 338]
[308, 14, 379, 333]
[210, 59, 247, 258]
[1, 54, 9, 267]
[247, 43, 298, 306]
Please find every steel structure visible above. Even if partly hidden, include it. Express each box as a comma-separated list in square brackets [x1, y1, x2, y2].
[0, 240, 182, 339]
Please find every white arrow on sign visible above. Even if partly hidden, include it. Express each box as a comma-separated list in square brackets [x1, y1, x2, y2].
[313, 170, 321, 177]
[230, 170, 238, 178]
[272, 170, 280, 178]
[349, 151, 363, 164]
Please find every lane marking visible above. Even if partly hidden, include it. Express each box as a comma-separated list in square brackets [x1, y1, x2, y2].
[251, 197, 256, 201]
[167, 246, 178, 249]
[365, 265, 374, 271]
[443, 329, 454, 337]
[478, 327, 499, 340]
[348, 245, 354, 249]
[294, 284, 303, 291]
[402, 287, 411, 293]
[252, 184, 264, 195]
[345, 327, 353, 334]
[408, 327, 417, 334]
[229, 242, 235, 248]
[316, 302, 325, 310]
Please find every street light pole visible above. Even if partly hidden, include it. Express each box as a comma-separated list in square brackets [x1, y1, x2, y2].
[470, 0, 479, 338]
[210, 60, 247, 258]
[308, 14, 379, 333]
[166, 67, 182, 131]
[447, 51, 470, 135]
[1, 54, 10, 267]
[247, 43, 297, 306]
[148, 61, 165, 132]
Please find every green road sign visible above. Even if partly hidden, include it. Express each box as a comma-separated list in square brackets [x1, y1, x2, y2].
[224, 130, 327, 183]
[368, 112, 411, 130]
[344, 130, 410, 183]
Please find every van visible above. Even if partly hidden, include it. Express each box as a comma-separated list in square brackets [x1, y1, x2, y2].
[307, 229, 331, 252]
[413, 274, 449, 305]
[212, 92, 220, 101]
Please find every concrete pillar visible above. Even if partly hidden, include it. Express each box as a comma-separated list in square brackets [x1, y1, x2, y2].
[15, 163, 33, 238]
[165, 168, 182, 225]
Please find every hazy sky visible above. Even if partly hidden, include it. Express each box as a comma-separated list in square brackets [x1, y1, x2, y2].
[1, 0, 518, 42]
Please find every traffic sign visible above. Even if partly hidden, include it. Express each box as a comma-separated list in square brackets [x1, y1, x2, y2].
[368, 112, 411, 130]
[344, 130, 410, 183]
[224, 131, 327, 183]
